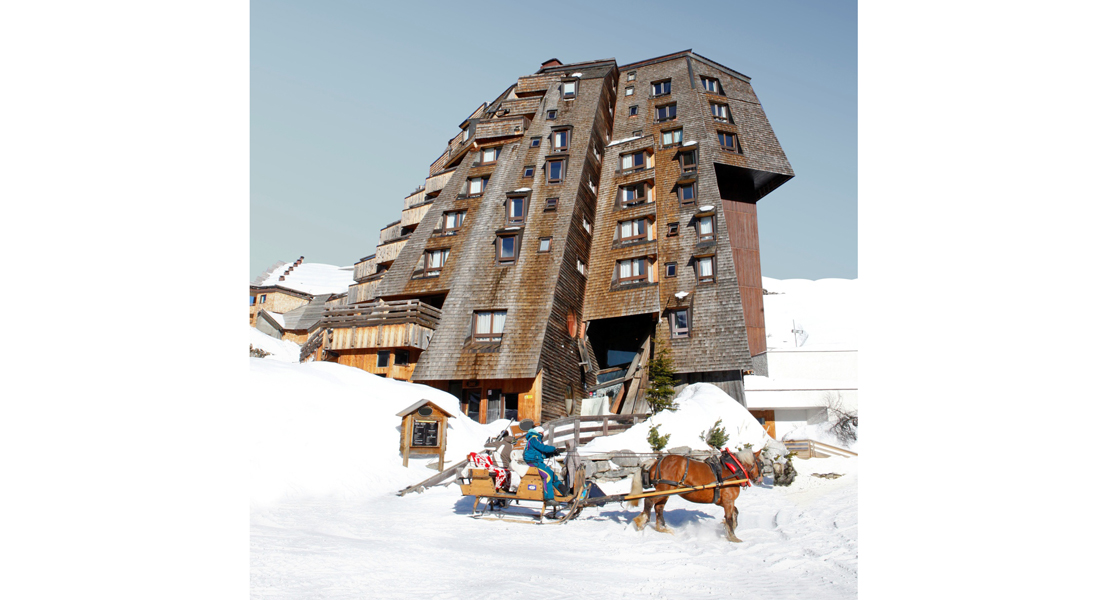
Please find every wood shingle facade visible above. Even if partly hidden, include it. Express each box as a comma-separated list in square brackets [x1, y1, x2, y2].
[304, 51, 792, 425]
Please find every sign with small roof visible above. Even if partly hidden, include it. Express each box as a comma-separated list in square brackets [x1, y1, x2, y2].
[397, 399, 455, 471]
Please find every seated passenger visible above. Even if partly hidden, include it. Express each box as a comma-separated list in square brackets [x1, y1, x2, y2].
[523, 426, 567, 501]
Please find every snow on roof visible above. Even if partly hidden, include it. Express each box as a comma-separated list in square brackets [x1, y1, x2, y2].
[606, 135, 642, 147]
[255, 262, 355, 296]
[763, 277, 858, 351]
[263, 310, 286, 328]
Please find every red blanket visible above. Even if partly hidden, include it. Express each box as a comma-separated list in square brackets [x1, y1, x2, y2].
[467, 452, 508, 490]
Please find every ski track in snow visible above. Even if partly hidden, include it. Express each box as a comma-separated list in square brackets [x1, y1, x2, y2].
[251, 458, 857, 599]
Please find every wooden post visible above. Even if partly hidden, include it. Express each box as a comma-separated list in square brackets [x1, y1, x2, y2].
[438, 416, 448, 472]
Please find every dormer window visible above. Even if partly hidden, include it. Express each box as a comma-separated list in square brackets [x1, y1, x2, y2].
[627, 71, 636, 81]
[424, 249, 449, 276]
[562, 80, 577, 99]
[711, 103, 731, 123]
[652, 80, 671, 97]
[701, 76, 722, 94]
[619, 182, 650, 206]
[679, 182, 696, 205]
[679, 149, 697, 172]
[481, 147, 499, 164]
[617, 257, 650, 284]
[619, 218, 650, 243]
[462, 127, 470, 141]
[474, 310, 507, 342]
[656, 103, 677, 123]
[546, 158, 566, 184]
[718, 131, 742, 153]
[523, 165, 535, 178]
[698, 215, 715, 241]
[552, 129, 571, 152]
[507, 194, 527, 225]
[696, 256, 715, 283]
[531, 137, 541, 148]
[628, 105, 638, 117]
[497, 235, 518, 264]
[441, 210, 465, 234]
[625, 86, 634, 96]
[466, 176, 488, 196]
[547, 109, 557, 120]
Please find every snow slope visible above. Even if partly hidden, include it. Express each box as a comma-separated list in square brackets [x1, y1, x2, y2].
[249, 327, 302, 363]
[762, 276, 857, 351]
[250, 359, 857, 598]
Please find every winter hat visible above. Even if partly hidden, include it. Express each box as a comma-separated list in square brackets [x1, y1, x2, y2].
[531, 426, 544, 434]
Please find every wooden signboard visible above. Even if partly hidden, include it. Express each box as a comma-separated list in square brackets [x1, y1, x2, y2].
[397, 399, 454, 472]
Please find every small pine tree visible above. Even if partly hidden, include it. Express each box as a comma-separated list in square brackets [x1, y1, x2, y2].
[645, 337, 678, 413]
[699, 419, 730, 449]
[647, 424, 671, 453]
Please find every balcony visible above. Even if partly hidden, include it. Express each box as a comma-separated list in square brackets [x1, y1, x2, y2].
[321, 300, 443, 351]
[401, 202, 432, 228]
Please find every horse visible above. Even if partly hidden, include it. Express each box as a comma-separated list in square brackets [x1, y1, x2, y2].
[632, 448, 763, 542]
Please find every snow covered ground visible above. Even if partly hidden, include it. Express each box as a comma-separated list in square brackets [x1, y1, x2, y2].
[249, 341, 858, 599]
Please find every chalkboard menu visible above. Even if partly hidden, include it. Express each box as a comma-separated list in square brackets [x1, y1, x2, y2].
[412, 420, 439, 447]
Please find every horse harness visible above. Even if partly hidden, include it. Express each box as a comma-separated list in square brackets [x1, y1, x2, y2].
[652, 449, 754, 503]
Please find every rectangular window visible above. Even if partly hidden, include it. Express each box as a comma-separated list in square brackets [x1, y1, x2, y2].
[617, 257, 648, 283]
[377, 350, 390, 368]
[425, 249, 449, 275]
[665, 262, 677, 277]
[680, 149, 697, 172]
[711, 103, 730, 123]
[625, 86, 634, 96]
[481, 147, 498, 164]
[552, 129, 570, 152]
[667, 222, 679, 236]
[619, 218, 649, 242]
[474, 310, 507, 342]
[260, 294, 267, 303]
[507, 195, 527, 225]
[628, 105, 638, 117]
[462, 127, 470, 141]
[701, 76, 721, 94]
[652, 80, 671, 96]
[679, 182, 696, 205]
[627, 71, 636, 81]
[394, 349, 409, 366]
[656, 103, 677, 122]
[250, 296, 256, 306]
[670, 309, 690, 337]
[547, 159, 565, 183]
[466, 176, 488, 196]
[621, 150, 648, 173]
[718, 131, 742, 153]
[698, 215, 714, 240]
[546, 197, 558, 211]
[577, 259, 587, 275]
[497, 235, 517, 264]
[531, 137, 541, 148]
[538, 237, 552, 252]
[562, 80, 576, 98]
[547, 109, 557, 120]
[632, 130, 643, 137]
[661, 128, 682, 147]
[697, 256, 715, 282]
[523, 165, 534, 178]
[442, 210, 465, 233]
[583, 216, 591, 233]
[620, 183, 648, 206]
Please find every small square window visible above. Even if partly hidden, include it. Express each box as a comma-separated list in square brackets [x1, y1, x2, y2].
[394, 350, 409, 366]
[481, 147, 499, 164]
[531, 137, 541, 148]
[523, 165, 534, 178]
[625, 86, 634, 96]
[547, 109, 557, 120]
[667, 222, 680, 236]
[377, 350, 391, 368]
[670, 309, 690, 337]
[679, 183, 696, 205]
[632, 130, 642, 137]
[665, 262, 677, 277]
[627, 71, 636, 81]
[652, 80, 671, 96]
[466, 176, 488, 196]
[546, 197, 559, 211]
[441, 210, 465, 233]
[538, 237, 552, 252]
[628, 105, 638, 117]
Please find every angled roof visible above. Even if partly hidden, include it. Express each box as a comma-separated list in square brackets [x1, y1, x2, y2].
[253, 262, 355, 296]
[396, 399, 455, 418]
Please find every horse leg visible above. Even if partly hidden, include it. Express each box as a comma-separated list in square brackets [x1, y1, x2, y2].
[632, 497, 652, 530]
[653, 496, 673, 534]
[723, 502, 742, 543]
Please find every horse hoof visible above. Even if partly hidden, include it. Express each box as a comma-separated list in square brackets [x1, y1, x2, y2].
[656, 526, 674, 535]
[632, 516, 647, 531]
[727, 535, 742, 543]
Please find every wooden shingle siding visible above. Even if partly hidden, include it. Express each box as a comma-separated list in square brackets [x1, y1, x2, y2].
[425, 168, 455, 195]
[379, 221, 403, 244]
[375, 237, 409, 264]
[404, 188, 426, 210]
[348, 279, 382, 304]
[401, 201, 432, 228]
[498, 97, 543, 116]
[473, 116, 530, 141]
[354, 256, 378, 282]
[515, 73, 559, 96]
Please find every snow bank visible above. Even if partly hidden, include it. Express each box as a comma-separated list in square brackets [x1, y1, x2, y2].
[783, 421, 859, 453]
[250, 360, 502, 505]
[249, 327, 302, 363]
[762, 276, 857, 351]
[580, 383, 779, 457]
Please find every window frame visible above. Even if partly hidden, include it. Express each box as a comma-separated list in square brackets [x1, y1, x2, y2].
[618, 217, 650, 243]
[480, 146, 499, 165]
[506, 194, 528, 226]
[625, 86, 634, 96]
[441, 210, 466, 234]
[697, 214, 715, 241]
[616, 257, 650, 284]
[259, 294, 267, 303]
[546, 109, 557, 120]
[465, 176, 488, 197]
[626, 71, 636, 81]
[667, 222, 680, 236]
[377, 350, 391, 368]
[655, 103, 677, 123]
[696, 256, 715, 283]
[710, 102, 731, 123]
[561, 79, 577, 99]
[546, 158, 566, 184]
[530, 137, 541, 148]
[545, 197, 559, 211]
[619, 182, 649, 207]
[394, 349, 410, 366]
[669, 309, 691, 338]
[718, 131, 742, 153]
[576, 259, 587, 276]
[665, 262, 678, 277]
[628, 105, 638, 117]
[522, 165, 535, 178]
[651, 79, 671, 97]
[679, 182, 697, 205]
[551, 128, 571, 152]
[620, 150, 650, 174]
[497, 234, 519, 265]
[473, 310, 507, 343]
[660, 128, 683, 147]
[424, 248, 450, 276]
[537, 237, 553, 253]
[679, 149, 697, 172]
[700, 76, 722, 94]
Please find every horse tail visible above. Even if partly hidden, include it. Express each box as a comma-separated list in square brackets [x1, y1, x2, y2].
[628, 469, 644, 507]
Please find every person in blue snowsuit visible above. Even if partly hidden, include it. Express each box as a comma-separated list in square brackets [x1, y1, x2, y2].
[524, 426, 565, 501]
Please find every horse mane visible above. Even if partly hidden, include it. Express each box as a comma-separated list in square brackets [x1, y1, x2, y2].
[735, 449, 754, 466]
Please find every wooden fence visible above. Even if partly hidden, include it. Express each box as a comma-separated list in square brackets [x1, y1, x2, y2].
[542, 414, 649, 450]
[319, 300, 442, 330]
[782, 439, 858, 459]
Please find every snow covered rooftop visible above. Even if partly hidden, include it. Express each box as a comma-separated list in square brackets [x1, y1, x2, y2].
[253, 262, 355, 296]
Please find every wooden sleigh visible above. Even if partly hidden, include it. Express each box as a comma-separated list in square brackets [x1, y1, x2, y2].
[458, 465, 589, 524]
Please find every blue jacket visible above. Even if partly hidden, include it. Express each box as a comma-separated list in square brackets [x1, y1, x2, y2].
[523, 430, 557, 464]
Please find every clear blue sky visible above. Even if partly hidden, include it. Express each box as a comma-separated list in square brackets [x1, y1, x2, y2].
[251, 0, 856, 281]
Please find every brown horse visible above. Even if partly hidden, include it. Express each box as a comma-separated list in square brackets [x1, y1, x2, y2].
[633, 448, 763, 542]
